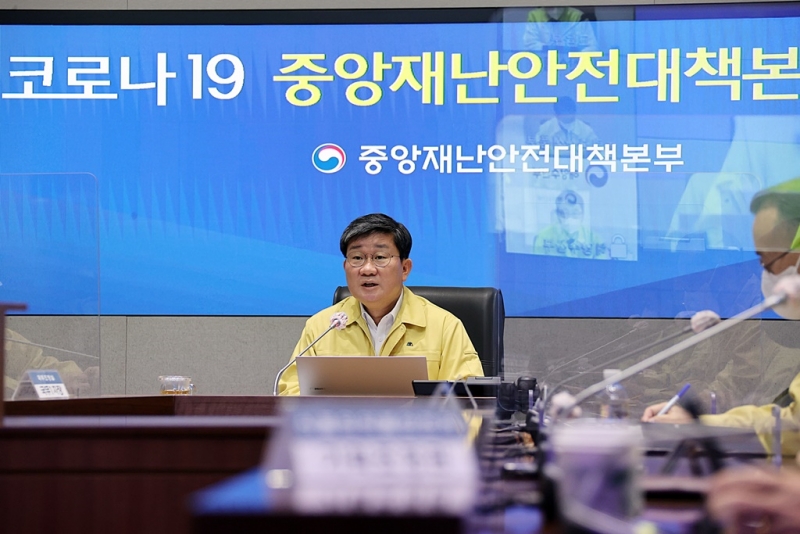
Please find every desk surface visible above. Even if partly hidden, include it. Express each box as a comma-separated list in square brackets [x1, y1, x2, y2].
[190, 461, 714, 534]
[192, 468, 467, 534]
[4, 414, 280, 430]
[187, 403, 743, 534]
[0, 395, 763, 534]
[0, 395, 492, 534]
[0, 397, 283, 534]
[5, 394, 284, 416]
[4, 394, 496, 417]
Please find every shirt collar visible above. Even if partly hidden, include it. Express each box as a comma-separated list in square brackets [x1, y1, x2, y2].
[360, 289, 404, 328]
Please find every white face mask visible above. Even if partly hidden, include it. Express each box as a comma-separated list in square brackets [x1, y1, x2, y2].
[560, 217, 582, 235]
[761, 254, 800, 319]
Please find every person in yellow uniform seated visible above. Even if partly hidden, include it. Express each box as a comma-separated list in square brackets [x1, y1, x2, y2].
[533, 190, 608, 259]
[277, 213, 484, 396]
[4, 328, 99, 399]
[642, 177, 800, 455]
[638, 177, 800, 531]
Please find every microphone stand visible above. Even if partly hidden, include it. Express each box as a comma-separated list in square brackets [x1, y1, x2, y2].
[7, 338, 100, 360]
[541, 312, 718, 425]
[543, 323, 647, 381]
[272, 322, 340, 396]
[556, 294, 786, 421]
[547, 325, 692, 397]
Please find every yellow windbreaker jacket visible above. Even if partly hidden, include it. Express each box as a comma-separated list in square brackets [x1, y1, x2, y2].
[278, 287, 484, 396]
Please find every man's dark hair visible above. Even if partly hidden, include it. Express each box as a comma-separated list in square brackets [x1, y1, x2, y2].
[339, 213, 413, 259]
[554, 96, 577, 117]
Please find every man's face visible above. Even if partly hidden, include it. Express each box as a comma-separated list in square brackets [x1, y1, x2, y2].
[753, 205, 800, 274]
[344, 232, 412, 314]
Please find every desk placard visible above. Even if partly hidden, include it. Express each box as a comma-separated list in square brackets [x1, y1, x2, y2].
[12, 370, 69, 400]
[264, 402, 479, 515]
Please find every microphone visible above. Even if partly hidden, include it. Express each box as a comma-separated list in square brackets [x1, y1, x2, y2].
[556, 294, 787, 419]
[272, 312, 347, 395]
[543, 317, 650, 382]
[546, 310, 720, 400]
[772, 274, 800, 319]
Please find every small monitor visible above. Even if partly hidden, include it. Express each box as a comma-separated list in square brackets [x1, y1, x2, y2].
[412, 377, 501, 398]
[296, 356, 428, 396]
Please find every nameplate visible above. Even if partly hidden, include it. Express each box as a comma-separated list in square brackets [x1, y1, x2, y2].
[264, 403, 478, 515]
[12, 370, 70, 400]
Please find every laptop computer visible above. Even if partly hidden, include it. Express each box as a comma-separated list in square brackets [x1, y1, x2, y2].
[296, 356, 428, 396]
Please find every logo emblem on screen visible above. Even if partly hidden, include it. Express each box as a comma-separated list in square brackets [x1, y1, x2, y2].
[585, 164, 608, 188]
[312, 144, 346, 174]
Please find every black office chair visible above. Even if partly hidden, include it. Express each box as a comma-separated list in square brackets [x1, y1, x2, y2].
[332, 286, 505, 377]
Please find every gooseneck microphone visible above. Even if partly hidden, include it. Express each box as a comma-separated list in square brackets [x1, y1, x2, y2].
[272, 312, 348, 396]
[543, 319, 650, 381]
[546, 310, 721, 397]
[557, 294, 787, 420]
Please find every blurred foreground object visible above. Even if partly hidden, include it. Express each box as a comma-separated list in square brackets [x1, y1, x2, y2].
[263, 401, 478, 520]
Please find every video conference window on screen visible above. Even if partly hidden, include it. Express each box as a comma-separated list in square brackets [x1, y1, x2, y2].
[1, 3, 799, 318]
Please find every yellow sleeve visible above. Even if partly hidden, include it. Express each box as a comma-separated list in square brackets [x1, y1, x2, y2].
[436, 316, 484, 380]
[701, 372, 800, 456]
[701, 404, 773, 429]
[277, 321, 318, 396]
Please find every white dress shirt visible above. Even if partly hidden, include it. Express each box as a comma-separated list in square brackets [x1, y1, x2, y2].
[360, 290, 404, 356]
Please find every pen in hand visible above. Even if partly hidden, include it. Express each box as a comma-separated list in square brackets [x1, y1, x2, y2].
[657, 384, 691, 416]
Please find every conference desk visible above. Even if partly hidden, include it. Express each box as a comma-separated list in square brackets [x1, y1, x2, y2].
[189, 419, 744, 534]
[0, 395, 491, 534]
[4, 394, 287, 417]
[0, 395, 763, 534]
[190, 466, 717, 534]
[4, 393, 496, 417]
[0, 395, 293, 534]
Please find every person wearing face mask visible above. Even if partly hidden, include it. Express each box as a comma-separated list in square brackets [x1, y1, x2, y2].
[642, 178, 800, 441]
[533, 189, 608, 259]
[665, 179, 800, 534]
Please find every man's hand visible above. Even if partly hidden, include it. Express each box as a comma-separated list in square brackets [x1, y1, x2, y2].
[641, 401, 693, 423]
[707, 467, 800, 533]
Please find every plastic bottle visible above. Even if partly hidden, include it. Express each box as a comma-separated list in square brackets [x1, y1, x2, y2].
[600, 369, 629, 420]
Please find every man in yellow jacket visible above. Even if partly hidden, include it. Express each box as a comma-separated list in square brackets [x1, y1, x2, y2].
[642, 177, 800, 454]
[277, 213, 484, 396]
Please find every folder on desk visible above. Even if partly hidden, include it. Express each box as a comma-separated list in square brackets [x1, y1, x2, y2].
[296, 355, 427, 396]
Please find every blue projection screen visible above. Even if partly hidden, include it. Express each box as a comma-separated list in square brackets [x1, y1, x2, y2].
[1, 9, 799, 317]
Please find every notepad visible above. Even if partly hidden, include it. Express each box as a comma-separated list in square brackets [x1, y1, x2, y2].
[296, 356, 428, 396]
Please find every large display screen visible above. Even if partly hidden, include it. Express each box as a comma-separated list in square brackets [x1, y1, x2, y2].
[1, 5, 799, 317]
